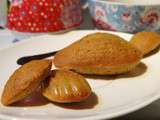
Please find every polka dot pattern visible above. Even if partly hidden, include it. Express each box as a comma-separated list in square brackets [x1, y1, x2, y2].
[7, 0, 83, 32]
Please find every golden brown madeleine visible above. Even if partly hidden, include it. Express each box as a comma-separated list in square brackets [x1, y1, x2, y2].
[130, 31, 160, 55]
[1, 60, 52, 106]
[42, 70, 92, 103]
[54, 32, 142, 75]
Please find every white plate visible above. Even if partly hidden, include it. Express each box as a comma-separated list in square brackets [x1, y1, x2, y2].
[0, 30, 160, 120]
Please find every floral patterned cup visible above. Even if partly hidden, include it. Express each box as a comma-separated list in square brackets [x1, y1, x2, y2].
[88, 0, 160, 33]
[7, 0, 83, 33]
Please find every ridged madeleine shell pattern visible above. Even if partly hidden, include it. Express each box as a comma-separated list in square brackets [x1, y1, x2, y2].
[1, 60, 52, 105]
[43, 70, 91, 103]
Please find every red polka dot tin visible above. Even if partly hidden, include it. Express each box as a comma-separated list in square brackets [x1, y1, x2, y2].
[7, 0, 83, 32]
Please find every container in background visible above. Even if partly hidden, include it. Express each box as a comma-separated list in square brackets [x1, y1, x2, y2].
[7, 0, 83, 33]
[0, 0, 7, 27]
[88, 0, 160, 33]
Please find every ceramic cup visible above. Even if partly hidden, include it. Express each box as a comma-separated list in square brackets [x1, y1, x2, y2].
[7, 0, 83, 33]
[88, 0, 160, 33]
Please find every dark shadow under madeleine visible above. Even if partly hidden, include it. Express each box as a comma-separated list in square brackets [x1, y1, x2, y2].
[84, 62, 147, 81]
[52, 92, 98, 110]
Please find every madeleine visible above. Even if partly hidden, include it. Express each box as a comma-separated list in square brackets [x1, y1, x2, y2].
[130, 31, 160, 56]
[43, 70, 91, 103]
[54, 32, 142, 75]
[1, 60, 52, 105]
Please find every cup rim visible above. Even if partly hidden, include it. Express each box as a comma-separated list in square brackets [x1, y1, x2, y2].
[89, 0, 160, 6]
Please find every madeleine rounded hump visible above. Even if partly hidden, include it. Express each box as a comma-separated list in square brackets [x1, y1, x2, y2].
[1, 60, 52, 105]
[130, 31, 160, 56]
[53, 32, 142, 75]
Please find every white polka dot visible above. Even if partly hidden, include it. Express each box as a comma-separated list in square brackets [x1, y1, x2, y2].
[28, 22, 32, 26]
[53, 3, 56, 7]
[50, 8, 54, 12]
[29, 11, 32, 14]
[41, 12, 44, 16]
[31, 27, 34, 31]
[39, 2, 43, 6]
[33, 23, 36, 27]
[18, 22, 21, 26]
[45, 3, 48, 6]
[10, 18, 13, 21]
[60, 4, 63, 8]
[20, 17, 23, 20]
[36, 28, 39, 31]
[13, 18, 16, 21]
[44, 15, 47, 18]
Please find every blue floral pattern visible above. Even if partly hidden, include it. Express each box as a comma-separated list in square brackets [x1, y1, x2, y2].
[88, 0, 160, 33]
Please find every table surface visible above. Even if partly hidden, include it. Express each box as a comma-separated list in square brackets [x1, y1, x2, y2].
[0, 9, 160, 120]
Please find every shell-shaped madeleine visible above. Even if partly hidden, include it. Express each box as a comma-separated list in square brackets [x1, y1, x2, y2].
[1, 60, 52, 106]
[130, 31, 160, 56]
[42, 70, 92, 103]
[54, 32, 142, 75]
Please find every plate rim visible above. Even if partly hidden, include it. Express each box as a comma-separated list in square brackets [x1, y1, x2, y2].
[0, 30, 132, 52]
